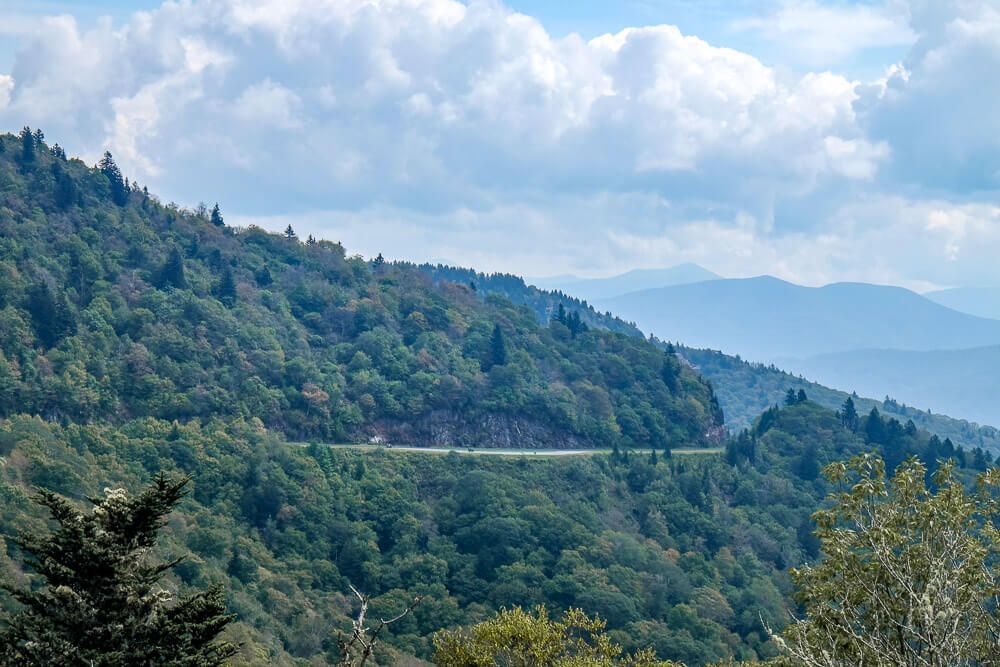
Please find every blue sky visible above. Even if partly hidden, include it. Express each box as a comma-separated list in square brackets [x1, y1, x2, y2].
[0, 0, 997, 288]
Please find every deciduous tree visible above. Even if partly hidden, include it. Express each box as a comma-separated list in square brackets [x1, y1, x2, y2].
[774, 454, 1000, 666]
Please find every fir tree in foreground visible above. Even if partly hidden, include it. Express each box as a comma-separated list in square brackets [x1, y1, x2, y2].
[0, 476, 237, 666]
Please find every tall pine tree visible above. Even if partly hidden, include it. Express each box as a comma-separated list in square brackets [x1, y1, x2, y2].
[98, 151, 128, 206]
[210, 203, 224, 227]
[156, 247, 187, 290]
[25, 282, 75, 349]
[18, 126, 35, 167]
[216, 265, 237, 307]
[488, 324, 508, 369]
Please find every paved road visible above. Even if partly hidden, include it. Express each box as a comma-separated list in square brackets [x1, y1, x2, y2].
[299, 443, 722, 458]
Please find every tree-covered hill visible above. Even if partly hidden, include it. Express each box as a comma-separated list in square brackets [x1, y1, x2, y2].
[2, 399, 983, 664]
[0, 129, 720, 450]
[416, 263, 1000, 452]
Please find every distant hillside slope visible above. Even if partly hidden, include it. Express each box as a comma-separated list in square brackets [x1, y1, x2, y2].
[416, 265, 1000, 452]
[925, 287, 1000, 320]
[787, 345, 1000, 427]
[598, 277, 1000, 361]
[530, 263, 720, 302]
[0, 131, 721, 449]
[680, 347, 1000, 452]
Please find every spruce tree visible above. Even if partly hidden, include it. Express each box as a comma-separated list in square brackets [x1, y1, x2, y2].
[216, 265, 237, 307]
[51, 161, 78, 210]
[255, 266, 273, 287]
[784, 388, 798, 406]
[0, 476, 237, 666]
[98, 151, 128, 206]
[488, 324, 508, 369]
[25, 282, 75, 349]
[796, 388, 808, 404]
[156, 247, 187, 290]
[840, 396, 859, 430]
[661, 353, 679, 392]
[209, 203, 224, 227]
[284, 225, 297, 240]
[864, 407, 884, 444]
[18, 126, 34, 166]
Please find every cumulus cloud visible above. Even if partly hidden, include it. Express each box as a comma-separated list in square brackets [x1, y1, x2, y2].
[857, 0, 1000, 193]
[0, 0, 873, 208]
[0, 0, 996, 286]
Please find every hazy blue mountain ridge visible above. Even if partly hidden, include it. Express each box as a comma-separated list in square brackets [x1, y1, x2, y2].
[530, 263, 720, 302]
[925, 287, 1000, 321]
[787, 345, 1000, 427]
[598, 277, 1000, 361]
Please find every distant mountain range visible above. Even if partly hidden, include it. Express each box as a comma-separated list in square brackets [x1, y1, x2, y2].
[924, 287, 1000, 320]
[788, 345, 1000, 428]
[597, 277, 1000, 361]
[530, 263, 720, 302]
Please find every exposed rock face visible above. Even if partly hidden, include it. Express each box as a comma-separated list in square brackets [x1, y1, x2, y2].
[371, 411, 586, 449]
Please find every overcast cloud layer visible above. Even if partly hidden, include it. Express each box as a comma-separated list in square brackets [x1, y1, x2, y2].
[1, 0, 998, 287]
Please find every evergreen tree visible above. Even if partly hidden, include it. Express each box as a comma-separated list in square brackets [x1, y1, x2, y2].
[488, 324, 508, 369]
[0, 476, 237, 665]
[785, 388, 798, 406]
[255, 266, 273, 287]
[50, 143, 66, 160]
[864, 407, 884, 444]
[373, 252, 385, 267]
[306, 234, 316, 246]
[554, 303, 567, 326]
[18, 126, 34, 166]
[156, 247, 187, 290]
[209, 203, 224, 227]
[284, 225, 297, 240]
[661, 353, 679, 392]
[840, 396, 859, 430]
[796, 388, 808, 404]
[51, 161, 78, 210]
[25, 282, 75, 349]
[216, 265, 237, 307]
[795, 442, 820, 481]
[98, 151, 128, 206]
[565, 311, 588, 338]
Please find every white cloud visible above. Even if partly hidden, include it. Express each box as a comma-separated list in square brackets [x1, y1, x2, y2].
[0, 0, 997, 287]
[0, 75, 12, 109]
[856, 0, 1000, 193]
[733, 1, 916, 67]
[0, 0, 870, 207]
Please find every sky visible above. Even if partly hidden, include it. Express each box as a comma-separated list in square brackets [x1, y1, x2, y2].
[0, 0, 998, 289]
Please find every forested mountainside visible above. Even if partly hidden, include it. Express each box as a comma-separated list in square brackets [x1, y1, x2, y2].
[2, 401, 988, 664]
[416, 263, 645, 338]
[418, 264, 1000, 452]
[0, 131, 721, 450]
[1, 131, 997, 666]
